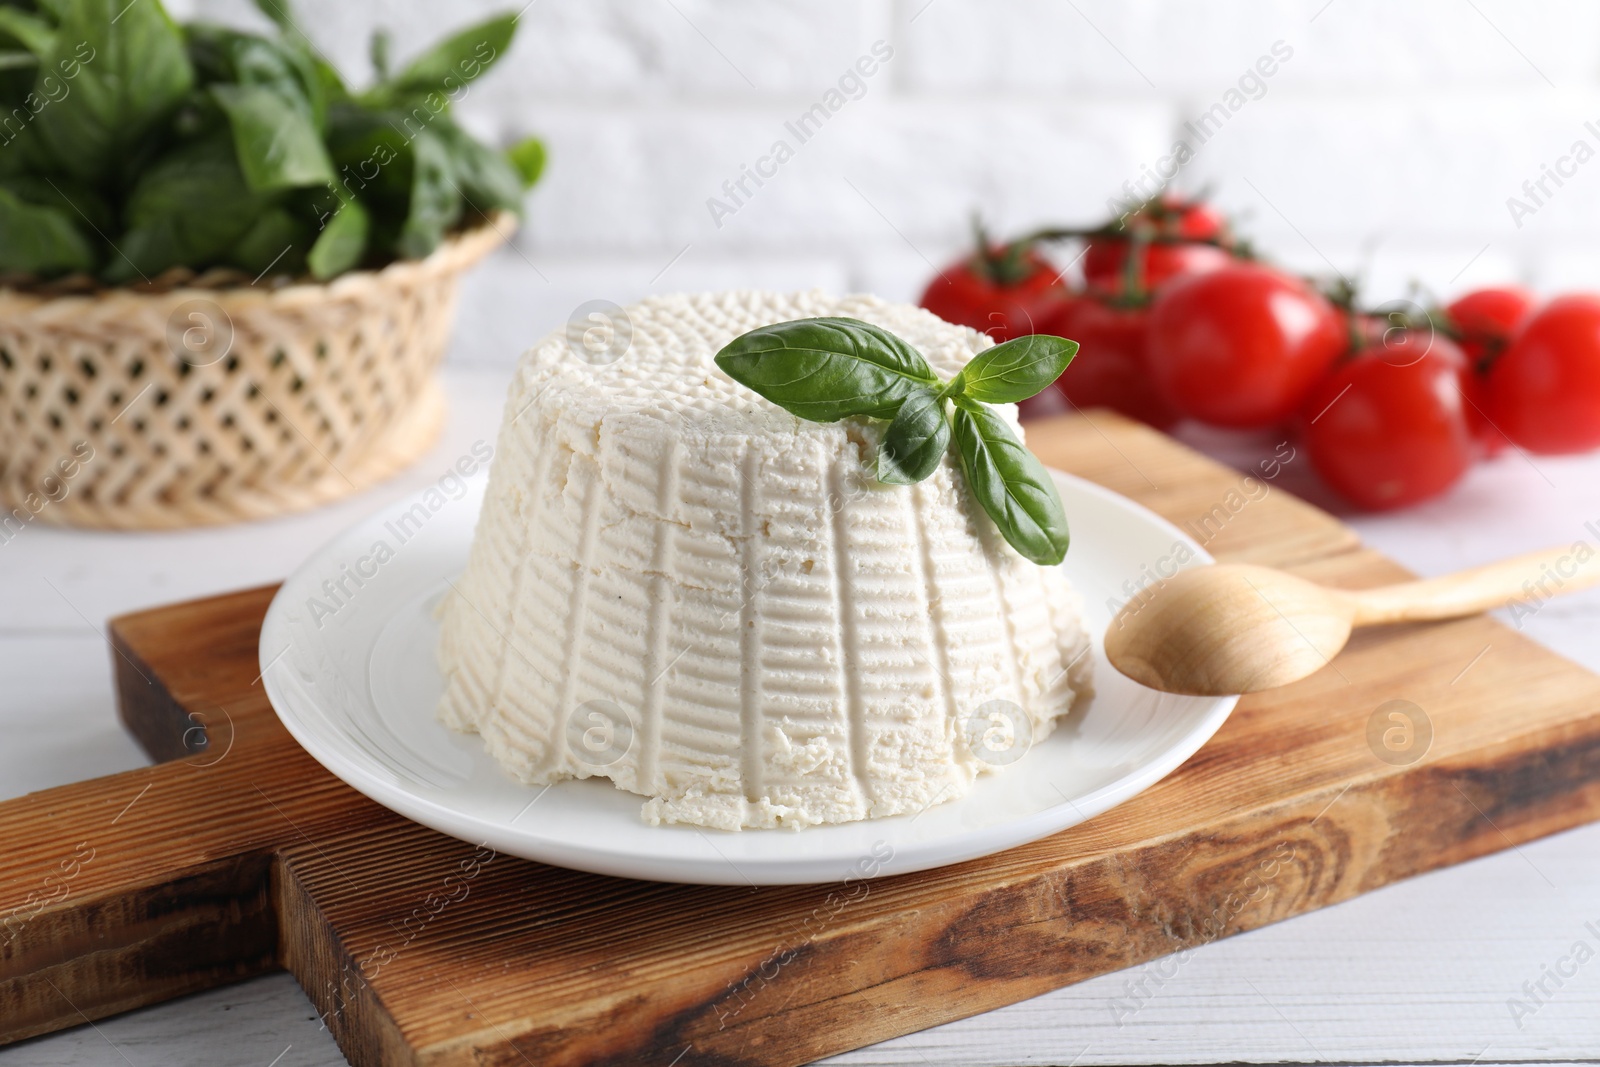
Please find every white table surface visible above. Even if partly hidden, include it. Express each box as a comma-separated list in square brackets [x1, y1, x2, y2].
[5, 366, 1600, 1067]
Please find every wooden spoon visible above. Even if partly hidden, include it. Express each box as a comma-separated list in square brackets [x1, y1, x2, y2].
[1104, 545, 1600, 696]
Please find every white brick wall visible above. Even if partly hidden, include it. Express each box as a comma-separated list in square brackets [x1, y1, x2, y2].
[181, 0, 1600, 365]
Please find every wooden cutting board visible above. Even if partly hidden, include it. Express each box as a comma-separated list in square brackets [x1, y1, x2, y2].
[5, 410, 1600, 1066]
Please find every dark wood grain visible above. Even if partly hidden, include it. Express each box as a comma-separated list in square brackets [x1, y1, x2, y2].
[3, 410, 1598, 1065]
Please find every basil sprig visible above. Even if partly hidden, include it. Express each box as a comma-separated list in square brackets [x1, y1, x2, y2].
[714, 317, 1078, 566]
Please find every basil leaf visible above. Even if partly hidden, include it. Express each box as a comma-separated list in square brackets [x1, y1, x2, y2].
[2, 173, 112, 234]
[108, 135, 276, 281]
[715, 316, 941, 422]
[186, 24, 244, 83]
[395, 125, 461, 259]
[325, 104, 407, 193]
[383, 13, 515, 100]
[506, 136, 545, 189]
[212, 82, 334, 191]
[244, 0, 349, 104]
[369, 28, 392, 81]
[36, 0, 194, 183]
[186, 27, 324, 149]
[0, 184, 95, 274]
[0, 10, 55, 57]
[951, 399, 1070, 565]
[308, 198, 368, 279]
[307, 55, 348, 104]
[0, 17, 44, 118]
[946, 334, 1079, 404]
[324, 105, 411, 242]
[240, 35, 326, 129]
[0, 120, 49, 177]
[232, 206, 309, 276]
[325, 108, 461, 259]
[878, 388, 950, 485]
[433, 116, 524, 214]
[0, 50, 39, 73]
[250, 0, 297, 35]
[189, 27, 321, 118]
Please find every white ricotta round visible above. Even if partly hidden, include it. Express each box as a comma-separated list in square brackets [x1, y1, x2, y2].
[436, 290, 1093, 830]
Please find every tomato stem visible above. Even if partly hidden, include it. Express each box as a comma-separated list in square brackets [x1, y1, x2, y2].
[968, 214, 1040, 288]
[1121, 223, 1151, 304]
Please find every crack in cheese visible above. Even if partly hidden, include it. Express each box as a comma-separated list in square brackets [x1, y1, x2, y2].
[437, 291, 1093, 830]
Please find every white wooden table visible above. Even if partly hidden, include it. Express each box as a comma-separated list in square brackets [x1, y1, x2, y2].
[5, 366, 1599, 1067]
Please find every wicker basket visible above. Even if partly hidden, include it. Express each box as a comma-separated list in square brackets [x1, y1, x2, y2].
[0, 219, 507, 530]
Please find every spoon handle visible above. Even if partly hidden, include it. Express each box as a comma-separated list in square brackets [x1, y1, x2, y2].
[1348, 543, 1600, 626]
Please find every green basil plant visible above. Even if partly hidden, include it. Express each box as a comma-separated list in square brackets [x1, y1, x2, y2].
[0, 0, 543, 283]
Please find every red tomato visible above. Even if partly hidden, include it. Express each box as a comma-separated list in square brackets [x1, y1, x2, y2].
[1082, 240, 1233, 293]
[1167, 200, 1227, 241]
[1146, 264, 1345, 428]
[1446, 286, 1537, 363]
[1123, 194, 1227, 241]
[1459, 366, 1506, 459]
[920, 245, 1065, 343]
[1084, 197, 1232, 292]
[1486, 293, 1600, 454]
[1358, 312, 1442, 367]
[1302, 334, 1476, 510]
[1444, 287, 1536, 458]
[1047, 291, 1180, 429]
[1446, 286, 1529, 435]
[1348, 310, 1507, 459]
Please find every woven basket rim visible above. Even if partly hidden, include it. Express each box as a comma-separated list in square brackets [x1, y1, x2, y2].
[0, 211, 513, 315]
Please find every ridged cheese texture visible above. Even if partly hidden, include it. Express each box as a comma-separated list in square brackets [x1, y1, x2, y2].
[437, 291, 1093, 830]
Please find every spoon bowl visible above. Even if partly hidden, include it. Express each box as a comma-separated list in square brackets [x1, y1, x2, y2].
[1104, 545, 1600, 697]
[1104, 564, 1356, 697]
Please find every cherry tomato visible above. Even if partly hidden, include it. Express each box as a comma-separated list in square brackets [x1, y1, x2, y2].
[1459, 367, 1505, 459]
[920, 244, 1065, 343]
[1345, 306, 1504, 458]
[1446, 286, 1537, 364]
[1047, 290, 1180, 429]
[1341, 309, 1506, 460]
[1302, 333, 1476, 510]
[1173, 201, 1225, 241]
[1486, 293, 1600, 454]
[1449, 286, 1535, 458]
[1082, 240, 1232, 294]
[1114, 194, 1227, 241]
[1443, 287, 1537, 458]
[1084, 196, 1232, 291]
[1146, 264, 1345, 428]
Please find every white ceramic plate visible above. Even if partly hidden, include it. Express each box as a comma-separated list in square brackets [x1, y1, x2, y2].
[260, 469, 1236, 886]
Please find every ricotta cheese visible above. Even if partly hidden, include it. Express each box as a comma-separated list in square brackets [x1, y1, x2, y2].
[436, 291, 1093, 830]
